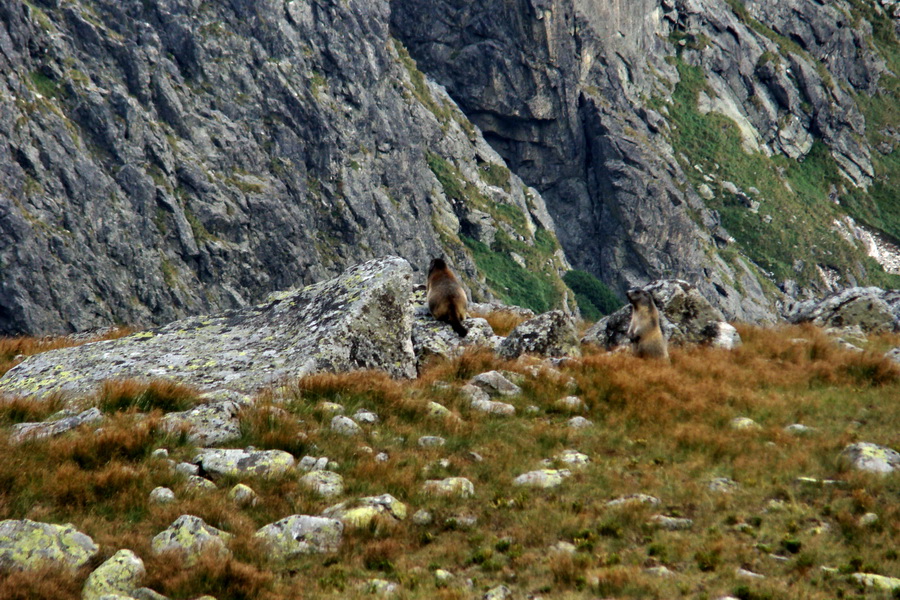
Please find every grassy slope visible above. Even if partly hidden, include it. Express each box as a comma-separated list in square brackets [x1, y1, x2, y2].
[0, 325, 898, 599]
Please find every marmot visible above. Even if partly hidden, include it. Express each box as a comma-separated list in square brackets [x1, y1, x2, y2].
[427, 257, 468, 337]
[626, 288, 669, 360]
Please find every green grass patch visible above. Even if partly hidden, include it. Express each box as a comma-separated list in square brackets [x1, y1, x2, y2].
[28, 71, 64, 99]
[563, 270, 623, 321]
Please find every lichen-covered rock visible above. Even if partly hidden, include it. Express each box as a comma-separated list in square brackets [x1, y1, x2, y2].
[254, 515, 344, 558]
[418, 435, 446, 447]
[483, 585, 512, 600]
[82, 549, 146, 600]
[413, 309, 497, 366]
[149, 487, 175, 504]
[468, 371, 522, 396]
[649, 515, 694, 530]
[185, 476, 217, 493]
[841, 442, 900, 474]
[730, 417, 761, 430]
[426, 402, 453, 419]
[299, 471, 345, 498]
[851, 573, 900, 591]
[422, 477, 475, 498]
[554, 396, 586, 412]
[150, 516, 232, 563]
[299, 456, 333, 472]
[322, 494, 408, 528]
[10, 408, 103, 444]
[543, 449, 590, 469]
[366, 579, 401, 595]
[0, 258, 417, 398]
[470, 398, 516, 416]
[161, 401, 243, 446]
[330, 415, 362, 436]
[194, 448, 296, 479]
[583, 280, 739, 349]
[786, 287, 900, 333]
[228, 484, 259, 507]
[497, 311, 581, 359]
[512, 469, 572, 489]
[606, 494, 661, 508]
[0, 519, 98, 570]
[566, 416, 593, 429]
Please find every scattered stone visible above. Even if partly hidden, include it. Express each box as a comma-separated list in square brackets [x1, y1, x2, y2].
[512, 469, 572, 489]
[299, 456, 331, 471]
[149, 487, 176, 504]
[447, 513, 478, 530]
[426, 401, 452, 419]
[412, 510, 433, 525]
[785, 423, 816, 435]
[469, 395, 516, 416]
[418, 435, 446, 447]
[852, 573, 900, 591]
[649, 515, 694, 530]
[353, 409, 379, 424]
[646, 566, 674, 577]
[552, 541, 578, 554]
[195, 448, 296, 479]
[859, 512, 879, 526]
[299, 471, 345, 498]
[422, 477, 475, 498]
[566, 416, 593, 429]
[498, 310, 581, 359]
[131, 588, 169, 600]
[82, 549, 146, 600]
[228, 483, 259, 507]
[794, 476, 846, 487]
[322, 494, 407, 528]
[175, 462, 200, 477]
[11, 408, 104, 444]
[554, 396, 586, 412]
[708, 478, 739, 493]
[151, 516, 232, 563]
[469, 371, 522, 396]
[375, 452, 389, 463]
[525, 405, 541, 414]
[467, 451, 484, 463]
[434, 569, 454, 585]
[841, 442, 900, 473]
[730, 417, 761, 430]
[483, 584, 513, 600]
[606, 494, 661, 508]
[151, 449, 169, 459]
[255, 515, 344, 558]
[707, 322, 742, 349]
[0, 519, 98, 570]
[786, 287, 900, 333]
[737, 568, 765, 579]
[412, 308, 496, 366]
[543, 449, 590, 469]
[318, 402, 344, 414]
[331, 415, 362, 436]
[366, 578, 400, 595]
[184, 476, 217, 492]
[161, 401, 243, 446]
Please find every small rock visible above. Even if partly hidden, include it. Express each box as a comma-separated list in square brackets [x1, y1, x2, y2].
[466, 451, 484, 462]
[512, 469, 572, 489]
[649, 515, 694, 530]
[10, 407, 104, 444]
[606, 494, 660, 508]
[299, 471, 345, 498]
[444, 514, 478, 529]
[470, 398, 516, 416]
[646, 566, 674, 577]
[149, 487, 175, 504]
[434, 568, 454, 585]
[322, 494, 407, 528]
[151, 516, 232, 564]
[151, 449, 169, 459]
[841, 442, 900, 473]
[426, 401, 452, 419]
[318, 402, 344, 414]
[736, 567, 765, 579]
[184, 476, 217, 492]
[730, 417, 761, 430]
[552, 541, 577, 554]
[175, 462, 200, 477]
[785, 423, 815, 435]
[331, 415, 362, 436]
[228, 483, 259, 507]
[707, 322, 742, 349]
[412, 510, 433, 525]
[497, 310, 581, 359]
[543, 449, 590, 469]
[366, 579, 399, 595]
[82, 549, 146, 600]
[161, 401, 242, 446]
[375, 452, 389, 463]
[418, 435, 446, 447]
[708, 477, 738, 493]
[422, 477, 475, 498]
[299, 456, 331, 471]
[566, 416, 593, 429]
[859, 512, 879, 526]
[255, 515, 343, 558]
[525, 405, 541, 414]
[851, 573, 900, 591]
[483, 584, 513, 600]
[353, 409, 379, 424]
[469, 371, 522, 396]
[554, 395, 586, 412]
[130, 588, 169, 600]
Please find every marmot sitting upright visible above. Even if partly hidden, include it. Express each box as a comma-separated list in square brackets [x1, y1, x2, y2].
[626, 288, 668, 360]
[427, 257, 468, 337]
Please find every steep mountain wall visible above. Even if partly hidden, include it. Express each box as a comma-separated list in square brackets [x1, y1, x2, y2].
[391, 0, 900, 319]
[0, 0, 572, 335]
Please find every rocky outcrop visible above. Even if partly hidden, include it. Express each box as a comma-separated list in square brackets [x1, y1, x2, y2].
[0, 0, 572, 336]
[786, 287, 900, 333]
[0, 519, 98, 570]
[82, 549, 146, 600]
[582, 279, 740, 349]
[151, 515, 232, 563]
[0, 256, 418, 398]
[254, 515, 344, 558]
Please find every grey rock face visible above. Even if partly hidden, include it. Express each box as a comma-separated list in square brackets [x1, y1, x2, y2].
[583, 279, 739, 349]
[161, 402, 243, 446]
[786, 287, 900, 333]
[299, 471, 345, 498]
[0, 257, 417, 399]
[151, 515, 232, 563]
[0, 519, 98, 570]
[497, 311, 581, 360]
[468, 371, 522, 397]
[10, 407, 103, 444]
[194, 448, 296, 479]
[841, 442, 900, 474]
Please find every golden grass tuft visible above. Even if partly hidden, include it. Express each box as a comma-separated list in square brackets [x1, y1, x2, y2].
[0, 394, 65, 425]
[471, 309, 528, 337]
[97, 378, 203, 414]
[0, 564, 83, 600]
[0, 328, 132, 377]
[142, 549, 275, 600]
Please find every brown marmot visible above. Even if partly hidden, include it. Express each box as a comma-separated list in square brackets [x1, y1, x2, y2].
[427, 257, 468, 337]
[626, 288, 669, 360]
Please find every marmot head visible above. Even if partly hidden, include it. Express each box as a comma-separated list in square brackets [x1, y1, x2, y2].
[428, 257, 448, 275]
[626, 288, 656, 310]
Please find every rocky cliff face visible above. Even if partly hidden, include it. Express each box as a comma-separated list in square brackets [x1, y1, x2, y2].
[391, 0, 900, 320]
[0, 0, 572, 335]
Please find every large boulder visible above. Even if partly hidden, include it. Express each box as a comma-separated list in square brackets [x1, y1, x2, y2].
[82, 549, 146, 600]
[160, 401, 244, 446]
[193, 449, 296, 479]
[0, 257, 417, 399]
[254, 515, 344, 558]
[497, 311, 581, 359]
[0, 519, 98, 570]
[785, 287, 900, 333]
[150, 515, 232, 564]
[582, 280, 739, 349]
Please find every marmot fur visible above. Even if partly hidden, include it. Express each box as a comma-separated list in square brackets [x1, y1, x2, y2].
[427, 257, 468, 337]
[626, 288, 668, 360]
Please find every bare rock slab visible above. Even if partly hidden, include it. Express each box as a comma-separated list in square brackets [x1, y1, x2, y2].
[194, 448, 296, 479]
[0, 257, 416, 399]
[82, 549, 146, 600]
[254, 515, 344, 558]
[0, 519, 98, 570]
